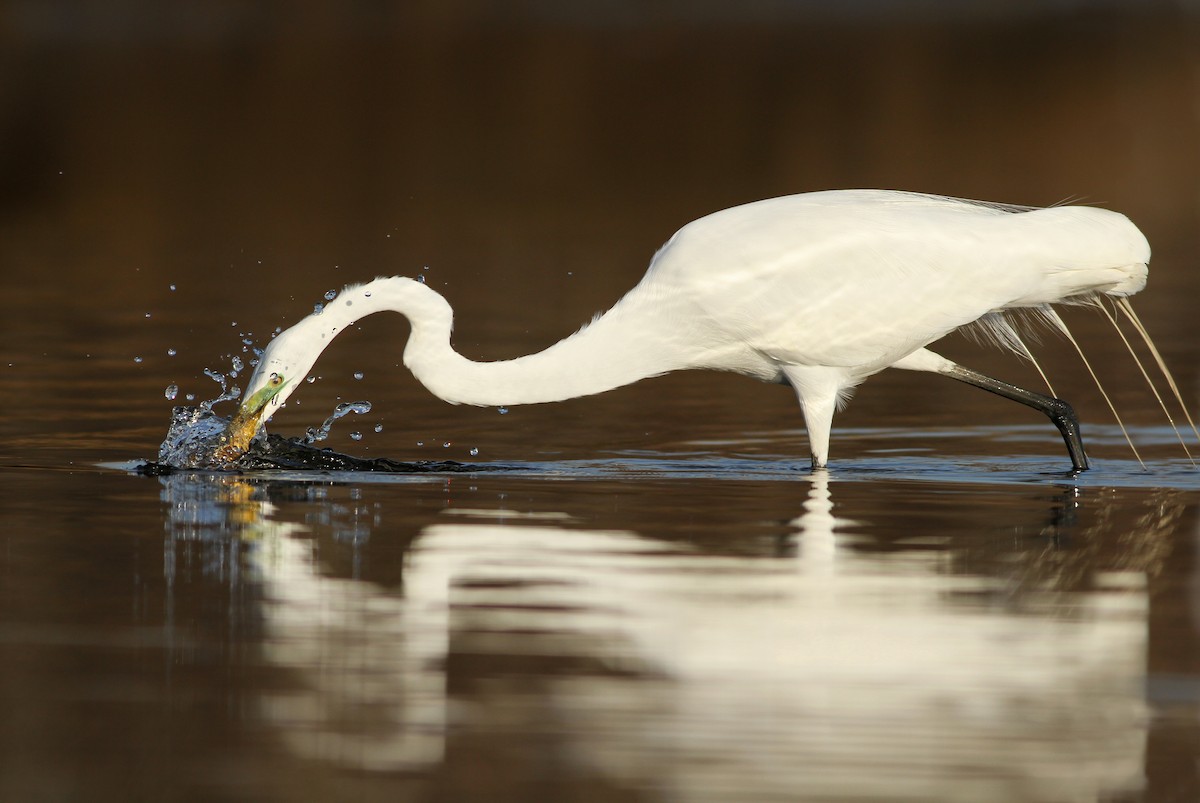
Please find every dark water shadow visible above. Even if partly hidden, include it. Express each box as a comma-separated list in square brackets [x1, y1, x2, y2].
[120, 450, 1200, 494]
[137, 432, 519, 476]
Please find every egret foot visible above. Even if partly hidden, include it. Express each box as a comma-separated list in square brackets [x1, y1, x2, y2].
[944, 365, 1089, 472]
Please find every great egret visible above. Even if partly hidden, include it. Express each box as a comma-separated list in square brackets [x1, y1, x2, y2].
[237, 189, 1160, 471]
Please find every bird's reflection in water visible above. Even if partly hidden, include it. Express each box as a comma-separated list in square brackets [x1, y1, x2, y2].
[157, 471, 1162, 799]
[793, 468, 847, 574]
[159, 473, 443, 770]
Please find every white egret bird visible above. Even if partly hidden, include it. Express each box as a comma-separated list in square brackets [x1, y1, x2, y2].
[237, 190, 1159, 471]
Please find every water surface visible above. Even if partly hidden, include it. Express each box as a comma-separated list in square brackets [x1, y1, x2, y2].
[4, 426, 1199, 801]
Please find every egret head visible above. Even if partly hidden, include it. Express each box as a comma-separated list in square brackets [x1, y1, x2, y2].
[236, 278, 393, 436]
[235, 370, 289, 427]
[236, 318, 328, 431]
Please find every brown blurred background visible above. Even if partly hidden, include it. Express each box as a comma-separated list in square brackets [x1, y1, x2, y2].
[3, 1, 1196, 281]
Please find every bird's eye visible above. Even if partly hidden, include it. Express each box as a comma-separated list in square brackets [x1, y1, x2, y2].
[269, 373, 284, 386]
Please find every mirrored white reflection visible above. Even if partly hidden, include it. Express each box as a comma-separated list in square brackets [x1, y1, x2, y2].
[252, 473, 1148, 800]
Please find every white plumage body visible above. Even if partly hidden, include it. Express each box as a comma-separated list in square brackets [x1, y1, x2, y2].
[622, 190, 1147, 381]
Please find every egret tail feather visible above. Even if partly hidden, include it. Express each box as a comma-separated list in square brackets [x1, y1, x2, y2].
[962, 309, 1059, 395]
[1045, 309, 1145, 468]
[1114, 298, 1200, 447]
[1095, 299, 1195, 465]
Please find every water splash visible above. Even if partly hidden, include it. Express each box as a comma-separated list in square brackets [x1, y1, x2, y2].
[199, 368, 241, 412]
[156, 405, 238, 468]
[303, 401, 373, 445]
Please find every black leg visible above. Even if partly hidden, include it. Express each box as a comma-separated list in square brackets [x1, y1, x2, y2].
[944, 365, 1089, 472]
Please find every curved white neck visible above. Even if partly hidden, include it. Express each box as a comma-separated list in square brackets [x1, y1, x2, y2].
[318, 277, 683, 407]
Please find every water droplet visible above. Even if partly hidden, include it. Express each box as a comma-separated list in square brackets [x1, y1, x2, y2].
[164, 384, 178, 400]
[144, 312, 151, 319]
[324, 289, 337, 301]
[364, 291, 372, 298]
[442, 442, 450, 448]
[498, 407, 508, 415]
[469, 447, 479, 456]
[416, 441, 424, 447]
[374, 424, 383, 433]
[169, 284, 177, 291]
[313, 303, 324, 314]
[166, 348, 177, 357]
[199, 368, 239, 412]
[185, 393, 195, 401]
[350, 431, 363, 441]
[306, 375, 316, 384]
[353, 371, 364, 380]
[231, 356, 244, 373]
[415, 275, 425, 284]
[301, 400, 373, 444]
[133, 356, 143, 364]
